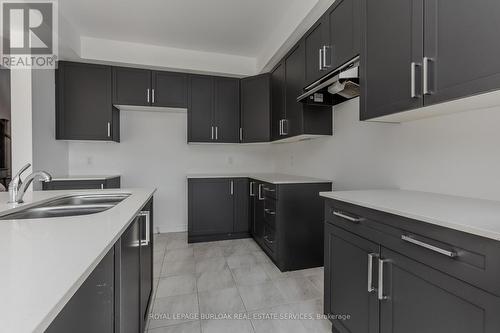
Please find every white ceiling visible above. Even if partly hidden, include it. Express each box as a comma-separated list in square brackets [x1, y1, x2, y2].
[60, 0, 309, 57]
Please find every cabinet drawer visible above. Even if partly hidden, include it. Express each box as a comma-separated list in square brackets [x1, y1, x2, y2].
[263, 224, 277, 256]
[263, 198, 276, 229]
[262, 183, 277, 199]
[325, 199, 500, 296]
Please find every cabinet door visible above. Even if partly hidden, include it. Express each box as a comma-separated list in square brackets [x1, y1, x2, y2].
[240, 74, 271, 143]
[360, 0, 424, 120]
[112, 67, 151, 106]
[119, 218, 141, 333]
[423, 0, 500, 106]
[45, 249, 114, 333]
[325, 223, 380, 333]
[284, 42, 306, 138]
[252, 182, 266, 245]
[249, 180, 257, 236]
[271, 62, 285, 140]
[326, 0, 361, 70]
[214, 77, 240, 143]
[152, 71, 188, 108]
[304, 20, 328, 85]
[139, 205, 153, 332]
[56, 62, 115, 141]
[188, 75, 214, 143]
[233, 178, 250, 233]
[188, 179, 234, 236]
[380, 248, 500, 333]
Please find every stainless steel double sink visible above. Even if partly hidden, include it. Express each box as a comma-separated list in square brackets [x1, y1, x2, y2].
[0, 193, 130, 220]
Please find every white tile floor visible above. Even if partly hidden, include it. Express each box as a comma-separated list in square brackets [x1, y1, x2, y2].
[148, 232, 332, 333]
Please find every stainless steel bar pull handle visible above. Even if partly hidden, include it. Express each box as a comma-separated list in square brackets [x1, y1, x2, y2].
[367, 253, 379, 293]
[333, 210, 364, 223]
[410, 62, 420, 98]
[147, 88, 150, 103]
[322, 45, 331, 69]
[319, 48, 323, 70]
[401, 235, 457, 258]
[258, 184, 264, 200]
[211, 126, 214, 140]
[378, 258, 389, 300]
[138, 211, 150, 246]
[423, 57, 432, 95]
[264, 208, 276, 215]
[152, 89, 155, 104]
[249, 182, 255, 196]
[215, 126, 218, 140]
[107, 122, 111, 137]
[230, 180, 234, 195]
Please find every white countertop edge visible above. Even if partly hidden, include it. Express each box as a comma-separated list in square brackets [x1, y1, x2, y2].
[320, 190, 500, 242]
[186, 173, 332, 184]
[50, 175, 121, 181]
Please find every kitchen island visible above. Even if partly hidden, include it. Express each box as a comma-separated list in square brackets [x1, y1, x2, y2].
[0, 188, 155, 333]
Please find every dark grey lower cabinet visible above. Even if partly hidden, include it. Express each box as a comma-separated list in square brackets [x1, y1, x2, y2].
[380, 248, 500, 333]
[117, 199, 154, 333]
[45, 249, 115, 333]
[253, 181, 332, 271]
[325, 224, 379, 333]
[42, 176, 121, 190]
[46, 197, 154, 333]
[188, 178, 250, 242]
[118, 217, 141, 333]
[325, 198, 500, 333]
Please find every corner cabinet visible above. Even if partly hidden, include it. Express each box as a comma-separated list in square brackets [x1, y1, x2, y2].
[56, 61, 119, 142]
[361, 0, 500, 120]
[188, 76, 240, 143]
[188, 178, 249, 242]
[324, 198, 500, 333]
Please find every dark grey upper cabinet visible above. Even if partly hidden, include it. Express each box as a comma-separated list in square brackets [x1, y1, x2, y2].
[325, 223, 379, 333]
[188, 178, 234, 237]
[56, 61, 119, 142]
[423, 0, 500, 106]
[271, 63, 285, 140]
[188, 75, 240, 143]
[360, 0, 424, 120]
[188, 75, 214, 142]
[304, 20, 328, 85]
[240, 74, 271, 143]
[45, 249, 114, 333]
[380, 248, 500, 333]
[152, 71, 188, 108]
[214, 77, 240, 143]
[112, 67, 152, 106]
[284, 42, 306, 138]
[326, 0, 361, 70]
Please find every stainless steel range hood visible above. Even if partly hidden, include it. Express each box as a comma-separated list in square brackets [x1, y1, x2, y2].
[297, 56, 360, 106]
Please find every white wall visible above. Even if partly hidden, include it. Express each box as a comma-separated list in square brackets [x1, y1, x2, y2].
[68, 111, 275, 232]
[273, 98, 500, 201]
[10, 69, 33, 174]
[32, 70, 69, 189]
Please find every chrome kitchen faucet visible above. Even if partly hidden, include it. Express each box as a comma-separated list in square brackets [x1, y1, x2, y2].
[8, 163, 52, 204]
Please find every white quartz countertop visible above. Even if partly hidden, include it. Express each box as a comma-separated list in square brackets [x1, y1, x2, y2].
[0, 188, 155, 333]
[320, 190, 500, 241]
[187, 173, 332, 184]
[50, 174, 121, 181]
